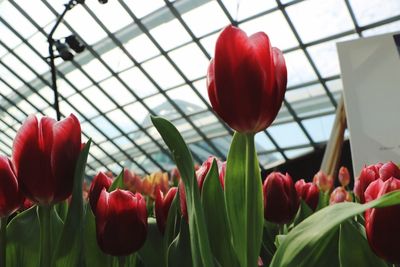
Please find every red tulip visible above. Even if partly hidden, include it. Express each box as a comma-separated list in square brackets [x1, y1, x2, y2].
[295, 179, 319, 211]
[312, 171, 333, 192]
[179, 156, 223, 220]
[263, 172, 299, 224]
[364, 178, 400, 263]
[155, 187, 177, 234]
[89, 172, 113, 213]
[0, 156, 23, 217]
[96, 188, 148, 256]
[207, 25, 287, 133]
[354, 163, 382, 203]
[378, 161, 400, 181]
[12, 114, 81, 205]
[329, 187, 352, 205]
[219, 161, 226, 189]
[338, 166, 350, 187]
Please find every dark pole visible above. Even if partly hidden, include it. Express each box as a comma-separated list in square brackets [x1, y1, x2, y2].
[47, 0, 76, 121]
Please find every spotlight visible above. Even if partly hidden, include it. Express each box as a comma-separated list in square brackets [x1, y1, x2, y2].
[99, 0, 108, 4]
[65, 35, 85, 53]
[55, 40, 73, 61]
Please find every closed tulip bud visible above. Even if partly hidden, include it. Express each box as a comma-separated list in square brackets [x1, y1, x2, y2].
[364, 178, 400, 263]
[354, 164, 381, 203]
[96, 188, 147, 256]
[338, 167, 350, 187]
[0, 156, 23, 217]
[89, 172, 113, 213]
[179, 156, 223, 220]
[313, 171, 333, 192]
[219, 161, 226, 189]
[155, 187, 177, 234]
[295, 179, 319, 211]
[379, 161, 400, 181]
[207, 26, 287, 133]
[329, 187, 352, 205]
[263, 172, 299, 224]
[12, 114, 81, 205]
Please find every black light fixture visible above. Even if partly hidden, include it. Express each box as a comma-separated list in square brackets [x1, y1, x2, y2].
[99, 0, 108, 4]
[65, 35, 85, 53]
[55, 40, 74, 61]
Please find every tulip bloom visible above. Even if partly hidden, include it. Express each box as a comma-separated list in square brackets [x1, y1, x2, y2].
[207, 25, 287, 133]
[89, 172, 113, 213]
[378, 161, 400, 181]
[354, 163, 382, 203]
[12, 114, 81, 205]
[295, 179, 319, 211]
[0, 156, 22, 217]
[96, 188, 148, 256]
[364, 178, 400, 263]
[312, 171, 333, 192]
[329, 187, 352, 205]
[155, 187, 178, 234]
[179, 156, 223, 220]
[263, 172, 299, 224]
[338, 167, 350, 187]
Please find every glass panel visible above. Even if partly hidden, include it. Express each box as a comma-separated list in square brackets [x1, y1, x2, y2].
[268, 122, 310, 148]
[106, 109, 137, 133]
[166, 85, 207, 115]
[285, 147, 314, 159]
[302, 114, 335, 143]
[255, 132, 276, 152]
[285, 50, 317, 87]
[240, 11, 299, 50]
[0, 1, 37, 39]
[86, 1, 132, 33]
[149, 16, 191, 51]
[124, 102, 150, 127]
[124, 34, 160, 63]
[168, 43, 209, 80]
[363, 21, 400, 37]
[259, 152, 285, 169]
[67, 93, 99, 118]
[141, 56, 184, 89]
[81, 58, 112, 82]
[82, 87, 116, 113]
[2, 53, 36, 81]
[123, 0, 165, 19]
[350, 0, 400, 26]
[100, 47, 134, 73]
[287, 0, 353, 43]
[221, 0, 276, 21]
[119, 67, 158, 98]
[0, 25, 22, 50]
[200, 32, 219, 57]
[91, 116, 121, 139]
[182, 1, 229, 37]
[14, 0, 54, 27]
[64, 69, 92, 89]
[99, 77, 135, 106]
[143, 94, 180, 121]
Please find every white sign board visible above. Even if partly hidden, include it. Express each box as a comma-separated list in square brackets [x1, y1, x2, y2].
[337, 32, 400, 176]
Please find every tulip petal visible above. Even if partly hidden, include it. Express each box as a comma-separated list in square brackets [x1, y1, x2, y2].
[89, 172, 113, 213]
[13, 115, 55, 204]
[0, 157, 21, 217]
[52, 114, 82, 203]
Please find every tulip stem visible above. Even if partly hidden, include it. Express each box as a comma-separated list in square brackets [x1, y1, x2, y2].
[118, 256, 126, 267]
[39, 205, 52, 267]
[0, 217, 7, 267]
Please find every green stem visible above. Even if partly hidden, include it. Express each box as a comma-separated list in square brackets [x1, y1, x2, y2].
[0, 217, 8, 267]
[39, 205, 52, 267]
[118, 256, 126, 267]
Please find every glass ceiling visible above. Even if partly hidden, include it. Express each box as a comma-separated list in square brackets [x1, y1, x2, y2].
[0, 0, 399, 176]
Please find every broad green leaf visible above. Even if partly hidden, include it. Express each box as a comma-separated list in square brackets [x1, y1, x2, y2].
[83, 205, 113, 267]
[108, 169, 125, 192]
[224, 132, 263, 267]
[138, 218, 165, 267]
[260, 221, 279, 266]
[151, 116, 214, 267]
[163, 193, 180, 262]
[291, 200, 313, 227]
[52, 140, 91, 267]
[167, 219, 192, 267]
[201, 160, 239, 267]
[339, 221, 388, 267]
[270, 190, 400, 267]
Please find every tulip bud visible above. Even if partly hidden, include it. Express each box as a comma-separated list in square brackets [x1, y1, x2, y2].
[179, 156, 223, 220]
[295, 179, 319, 211]
[313, 171, 333, 192]
[124, 169, 142, 193]
[354, 164, 381, 203]
[12, 114, 81, 205]
[338, 166, 350, 187]
[207, 26, 287, 133]
[219, 161, 226, 189]
[95, 188, 147, 256]
[263, 172, 299, 224]
[0, 156, 23, 217]
[329, 187, 352, 205]
[364, 178, 400, 263]
[155, 187, 177, 234]
[89, 172, 113, 213]
[379, 161, 400, 181]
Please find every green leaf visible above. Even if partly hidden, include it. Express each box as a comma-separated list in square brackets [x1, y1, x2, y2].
[54, 201, 68, 222]
[291, 200, 313, 227]
[201, 159, 239, 267]
[138, 218, 165, 267]
[108, 169, 125, 192]
[151, 116, 214, 267]
[83, 205, 113, 267]
[163, 193, 180, 261]
[260, 221, 279, 266]
[224, 132, 264, 267]
[339, 221, 388, 267]
[52, 140, 91, 267]
[167, 219, 192, 267]
[270, 190, 400, 267]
